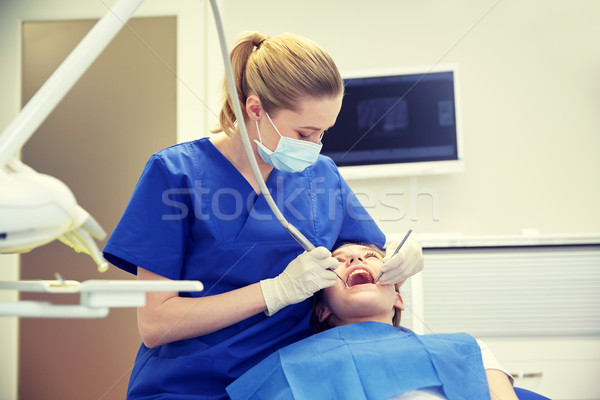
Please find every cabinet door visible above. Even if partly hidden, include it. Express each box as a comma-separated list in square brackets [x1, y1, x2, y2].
[485, 339, 600, 400]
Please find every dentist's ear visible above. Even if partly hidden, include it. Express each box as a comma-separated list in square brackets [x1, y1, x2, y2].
[393, 292, 405, 311]
[245, 94, 263, 122]
[316, 302, 333, 323]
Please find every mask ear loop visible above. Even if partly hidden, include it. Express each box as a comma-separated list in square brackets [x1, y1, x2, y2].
[255, 120, 264, 143]
[264, 112, 283, 138]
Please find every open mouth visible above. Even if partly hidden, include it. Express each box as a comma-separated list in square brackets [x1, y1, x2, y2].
[346, 268, 375, 287]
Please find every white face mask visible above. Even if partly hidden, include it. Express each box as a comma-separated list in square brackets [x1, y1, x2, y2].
[254, 113, 323, 173]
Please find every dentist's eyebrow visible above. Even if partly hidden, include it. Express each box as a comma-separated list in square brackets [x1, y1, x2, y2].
[300, 122, 335, 131]
[299, 125, 322, 130]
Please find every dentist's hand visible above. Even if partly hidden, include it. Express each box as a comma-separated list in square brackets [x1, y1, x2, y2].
[260, 247, 338, 316]
[378, 235, 424, 285]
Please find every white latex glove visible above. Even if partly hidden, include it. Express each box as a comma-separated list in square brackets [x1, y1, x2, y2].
[378, 235, 424, 285]
[260, 247, 338, 316]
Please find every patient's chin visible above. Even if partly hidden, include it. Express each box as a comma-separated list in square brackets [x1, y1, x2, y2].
[337, 303, 394, 323]
[340, 289, 397, 316]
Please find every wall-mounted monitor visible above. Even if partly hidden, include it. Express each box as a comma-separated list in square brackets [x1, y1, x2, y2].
[322, 65, 464, 180]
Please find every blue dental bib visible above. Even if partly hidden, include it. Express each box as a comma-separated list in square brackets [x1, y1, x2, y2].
[227, 322, 490, 400]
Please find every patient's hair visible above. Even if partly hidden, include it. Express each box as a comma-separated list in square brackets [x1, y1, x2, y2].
[310, 243, 402, 333]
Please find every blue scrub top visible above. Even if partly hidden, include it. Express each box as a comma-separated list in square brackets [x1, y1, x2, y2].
[103, 138, 385, 399]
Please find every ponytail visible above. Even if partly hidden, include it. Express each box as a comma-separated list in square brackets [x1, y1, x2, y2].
[212, 31, 343, 136]
[212, 32, 269, 136]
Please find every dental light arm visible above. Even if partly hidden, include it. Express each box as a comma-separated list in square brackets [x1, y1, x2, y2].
[0, 0, 204, 318]
[0, 0, 315, 263]
[0, 0, 145, 270]
[0, 0, 314, 317]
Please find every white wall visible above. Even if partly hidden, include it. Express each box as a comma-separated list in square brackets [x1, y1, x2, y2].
[219, 0, 600, 238]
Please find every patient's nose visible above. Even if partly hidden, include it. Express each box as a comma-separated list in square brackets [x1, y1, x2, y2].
[347, 256, 364, 266]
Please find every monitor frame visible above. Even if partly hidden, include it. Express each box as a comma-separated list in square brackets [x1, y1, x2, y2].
[327, 64, 465, 180]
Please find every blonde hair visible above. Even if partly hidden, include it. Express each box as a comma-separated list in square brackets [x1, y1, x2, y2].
[212, 32, 343, 136]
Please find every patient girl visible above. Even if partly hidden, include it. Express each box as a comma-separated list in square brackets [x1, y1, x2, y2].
[227, 243, 519, 400]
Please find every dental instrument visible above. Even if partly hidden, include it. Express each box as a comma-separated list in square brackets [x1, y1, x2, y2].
[54, 272, 66, 286]
[330, 269, 349, 288]
[374, 229, 413, 284]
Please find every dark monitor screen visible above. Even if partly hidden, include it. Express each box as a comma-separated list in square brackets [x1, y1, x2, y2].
[322, 68, 463, 178]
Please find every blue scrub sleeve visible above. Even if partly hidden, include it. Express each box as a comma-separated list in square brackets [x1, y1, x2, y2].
[103, 155, 190, 278]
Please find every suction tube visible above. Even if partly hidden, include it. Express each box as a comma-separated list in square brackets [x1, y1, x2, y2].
[209, 0, 315, 252]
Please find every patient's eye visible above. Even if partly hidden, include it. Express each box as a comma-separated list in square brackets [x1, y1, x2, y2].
[364, 252, 379, 259]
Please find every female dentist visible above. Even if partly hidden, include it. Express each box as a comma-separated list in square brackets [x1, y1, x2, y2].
[103, 31, 424, 399]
